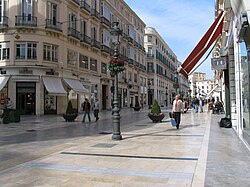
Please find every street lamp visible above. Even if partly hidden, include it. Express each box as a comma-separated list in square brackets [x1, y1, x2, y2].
[108, 22, 124, 140]
[165, 86, 168, 107]
[173, 71, 179, 95]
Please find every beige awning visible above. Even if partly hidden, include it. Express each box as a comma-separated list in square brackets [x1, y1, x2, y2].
[42, 76, 67, 96]
[0, 76, 10, 91]
[62, 78, 89, 94]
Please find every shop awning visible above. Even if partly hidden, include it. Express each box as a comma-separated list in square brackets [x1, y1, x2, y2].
[0, 76, 10, 91]
[62, 78, 89, 94]
[42, 76, 67, 96]
[179, 11, 225, 78]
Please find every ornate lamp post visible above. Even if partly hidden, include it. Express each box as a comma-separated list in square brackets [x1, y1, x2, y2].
[173, 71, 179, 95]
[165, 86, 168, 107]
[108, 22, 124, 140]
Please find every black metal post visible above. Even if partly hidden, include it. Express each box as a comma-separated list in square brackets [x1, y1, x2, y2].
[112, 72, 122, 140]
[110, 22, 123, 140]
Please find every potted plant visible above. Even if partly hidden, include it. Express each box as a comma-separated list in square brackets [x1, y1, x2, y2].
[133, 101, 141, 111]
[148, 100, 165, 122]
[62, 100, 78, 122]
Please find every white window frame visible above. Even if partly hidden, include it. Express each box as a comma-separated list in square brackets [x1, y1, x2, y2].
[46, 1, 58, 24]
[0, 0, 7, 23]
[16, 42, 37, 60]
[0, 42, 10, 60]
[43, 43, 58, 62]
[67, 48, 78, 66]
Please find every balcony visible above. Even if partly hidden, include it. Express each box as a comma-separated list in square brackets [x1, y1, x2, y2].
[122, 32, 128, 40]
[15, 15, 37, 27]
[101, 45, 110, 54]
[147, 69, 155, 73]
[100, 17, 111, 28]
[139, 64, 146, 71]
[119, 54, 129, 62]
[127, 36, 133, 44]
[147, 54, 154, 58]
[80, 34, 91, 45]
[45, 19, 62, 32]
[134, 41, 139, 48]
[128, 58, 134, 65]
[80, 1, 91, 13]
[0, 16, 8, 28]
[91, 39, 100, 49]
[91, 9, 100, 20]
[68, 27, 80, 40]
[72, 0, 80, 5]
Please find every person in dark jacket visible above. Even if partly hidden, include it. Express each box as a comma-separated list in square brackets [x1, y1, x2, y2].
[193, 97, 199, 113]
[82, 98, 91, 122]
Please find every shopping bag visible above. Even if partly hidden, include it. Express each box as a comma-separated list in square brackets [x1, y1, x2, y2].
[170, 118, 176, 127]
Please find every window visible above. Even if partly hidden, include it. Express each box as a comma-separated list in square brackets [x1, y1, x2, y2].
[134, 73, 137, 83]
[20, 0, 34, 21]
[47, 1, 58, 25]
[16, 42, 37, 60]
[79, 54, 88, 69]
[148, 35, 152, 42]
[0, 43, 10, 60]
[43, 44, 58, 62]
[68, 12, 77, 29]
[91, 25, 97, 41]
[90, 58, 97, 71]
[101, 29, 110, 46]
[101, 62, 107, 74]
[128, 71, 132, 81]
[80, 19, 86, 35]
[148, 46, 153, 55]
[0, 0, 7, 24]
[102, 2, 110, 20]
[67, 49, 78, 66]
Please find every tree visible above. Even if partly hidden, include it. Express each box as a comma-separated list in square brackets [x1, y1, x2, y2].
[151, 100, 161, 114]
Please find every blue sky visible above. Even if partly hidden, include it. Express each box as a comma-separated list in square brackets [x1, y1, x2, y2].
[124, 0, 215, 79]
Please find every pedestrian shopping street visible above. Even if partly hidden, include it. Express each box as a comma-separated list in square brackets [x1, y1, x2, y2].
[0, 108, 250, 187]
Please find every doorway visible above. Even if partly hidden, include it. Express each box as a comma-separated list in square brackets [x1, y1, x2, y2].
[16, 82, 36, 115]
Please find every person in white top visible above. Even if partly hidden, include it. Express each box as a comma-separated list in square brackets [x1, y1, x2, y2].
[172, 94, 183, 129]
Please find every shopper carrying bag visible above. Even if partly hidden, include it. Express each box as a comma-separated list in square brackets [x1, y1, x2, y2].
[172, 94, 183, 129]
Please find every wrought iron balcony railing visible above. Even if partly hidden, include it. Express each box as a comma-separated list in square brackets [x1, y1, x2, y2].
[45, 19, 62, 32]
[0, 16, 8, 27]
[80, 34, 91, 45]
[68, 27, 80, 40]
[91, 39, 100, 49]
[15, 15, 37, 27]
[100, 17, 111, 28]
[101, 45, 110, 54]
[91, 9, 100, 19]
[80, 1, 91, 13]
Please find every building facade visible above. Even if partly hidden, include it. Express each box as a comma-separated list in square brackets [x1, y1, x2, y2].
[144, 27, 177, 107]
[214, 0, 250, 149]
[0, 0, 146, 115]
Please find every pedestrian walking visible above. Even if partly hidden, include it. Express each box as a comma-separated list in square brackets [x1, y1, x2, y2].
[5, 98, 13, 109]
[172, 94, 183, 129]
[193, 97, 199, 113]
[81, 98, 91, 122]
[199, 97, 203, 113]
[93, 99, 100, 121]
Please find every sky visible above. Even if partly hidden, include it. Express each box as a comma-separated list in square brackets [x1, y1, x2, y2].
[124, 0, 215, 79]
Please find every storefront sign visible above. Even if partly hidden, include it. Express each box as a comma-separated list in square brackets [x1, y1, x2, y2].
[211, 57, 227, 70]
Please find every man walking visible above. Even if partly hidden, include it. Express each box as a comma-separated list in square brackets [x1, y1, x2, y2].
[93, 99, 100, 121]
[172, 94, 183, 129]
[82, 98, 91, 122]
